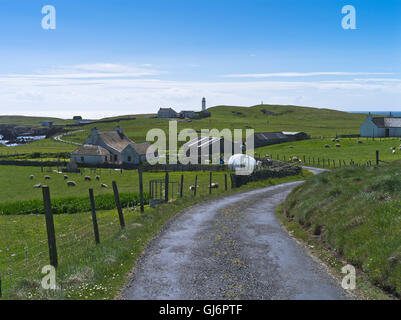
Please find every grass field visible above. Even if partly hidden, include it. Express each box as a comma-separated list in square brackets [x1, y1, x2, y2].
[257, 137, 401, 166]
[0, 139, 76, 156]
[0, 170, 311, 300]
[280, 162, 401, 297]
[0, 165, 230, 204]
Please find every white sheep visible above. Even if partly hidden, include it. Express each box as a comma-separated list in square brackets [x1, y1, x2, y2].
[209, 183, 219, 189]
[189, 185, 199, 191]
[84, 176, 92, 181]
[44, 176, 51, 180]
[29, 175, 34, 180]
[33, 184, 42, 188]
[101, 183, 108, 188]
[64, 175, 69, 180]
[67, 181, 76, 187]
[95, 176, 100, 181]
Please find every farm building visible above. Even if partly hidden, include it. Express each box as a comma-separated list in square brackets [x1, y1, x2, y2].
[252, 131, 309, 148]
[282, 132, 310, 141]
[157, 108, 178, 118]
[71, 145, 111, 164]
[40, 121, 54, 127]
[70, 127, 152, 165]
[252, 132, 289, 148]
[179, 111, 196, 119]
[360, 114, 401, 137]
[182, 136, 242, 163]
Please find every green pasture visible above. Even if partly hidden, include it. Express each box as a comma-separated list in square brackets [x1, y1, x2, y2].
[257, 137, 401, 166]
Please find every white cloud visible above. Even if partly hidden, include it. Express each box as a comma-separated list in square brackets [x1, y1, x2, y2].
[8, 63, 165, 80]
[221, 72, 394, 78]
[0, 67, 400, 118]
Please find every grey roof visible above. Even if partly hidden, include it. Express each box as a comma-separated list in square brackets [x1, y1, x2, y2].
[72, 145, 110, 156]
[254, 132, 288, 141]
[372, 117, 401, 128]
[158, 108, 177, 113]
[129, 142, 151, 156]
[97, 130, 136, 153]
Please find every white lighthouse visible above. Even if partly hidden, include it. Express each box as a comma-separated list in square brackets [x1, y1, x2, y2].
[202, 97, 206, 111]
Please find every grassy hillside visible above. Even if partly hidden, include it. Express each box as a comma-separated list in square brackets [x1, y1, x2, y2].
[36, 104, 367, 145]
[280, 162, 401, 297]
[0, 116, 74, 127]
[0, 104, 368, 156]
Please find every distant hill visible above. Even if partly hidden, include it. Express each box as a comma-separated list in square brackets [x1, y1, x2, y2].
[0, 116, 74, 127]
[52, 104, 368, 146]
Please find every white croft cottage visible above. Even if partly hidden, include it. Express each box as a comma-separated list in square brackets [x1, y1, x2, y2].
[70, 127, 152, 165]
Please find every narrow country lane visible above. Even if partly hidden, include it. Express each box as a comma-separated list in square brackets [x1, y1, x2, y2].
[122, 169, 347, 300]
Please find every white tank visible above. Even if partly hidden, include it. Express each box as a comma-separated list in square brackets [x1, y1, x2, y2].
[227, 154, 257, 171]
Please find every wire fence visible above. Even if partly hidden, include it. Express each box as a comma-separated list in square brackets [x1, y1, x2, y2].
[0, 161, 307, 299]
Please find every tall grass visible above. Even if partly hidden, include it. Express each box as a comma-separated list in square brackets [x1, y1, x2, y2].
[281, 161, 401, 297]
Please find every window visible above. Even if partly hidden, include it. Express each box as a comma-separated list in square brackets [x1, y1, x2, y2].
[128, 156, 132, 162]
[81, 156, 84, 162]
[105, 156, 108, 161]
[114, 155, 118, 162]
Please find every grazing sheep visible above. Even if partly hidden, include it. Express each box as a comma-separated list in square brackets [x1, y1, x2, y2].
[331, 138, 335, 142]
[64, 175, 69, 180]
[335, 144, 341, 148]
[393, 150, 396, 155]
[67, 181, 76, 187]
[189, 185, 199, 191]
[29, 175, 34, 180]
[33, 184, 42, 188]
[357, 140, 363, 144]
[84, 176, 91, 181]
[210, 183, 219, 189]
[44, 176, 51, 180]
[391, 147, 396, 150]
[95, 176, 100, 181]
[335, 139, 340, 143]
[324, 144, 330, 148]
[292, 156, 299, 162]
[101, 183, 108, 188]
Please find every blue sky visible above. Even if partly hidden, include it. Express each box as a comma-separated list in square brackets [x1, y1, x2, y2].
[0, 0, 400, 118]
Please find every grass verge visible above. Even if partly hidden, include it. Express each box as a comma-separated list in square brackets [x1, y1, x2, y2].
[277, 162, 401, 299]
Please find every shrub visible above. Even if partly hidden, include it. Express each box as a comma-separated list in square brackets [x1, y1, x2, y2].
[0, 192, 149, 215]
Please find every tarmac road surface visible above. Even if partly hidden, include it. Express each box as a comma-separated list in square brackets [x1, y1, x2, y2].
[122, 169, 348, 300]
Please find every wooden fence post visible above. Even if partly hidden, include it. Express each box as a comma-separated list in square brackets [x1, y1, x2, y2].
[165, 172, 169, 202]
[209, 172, 212, 194]
[225, 174, 228, 191]
[89, 189, 100, 244]
[42, 186, 58, 268]
[180, 174, 184, 198]
[194, 175, 198, 196]
[112, 181, 125, 228]
[138, 168, 144, 213]
[376, 150, 379, 166]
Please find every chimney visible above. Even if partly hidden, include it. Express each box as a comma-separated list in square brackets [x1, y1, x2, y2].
[114, 126, 123, 137]
[202, 97, 206, 111]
